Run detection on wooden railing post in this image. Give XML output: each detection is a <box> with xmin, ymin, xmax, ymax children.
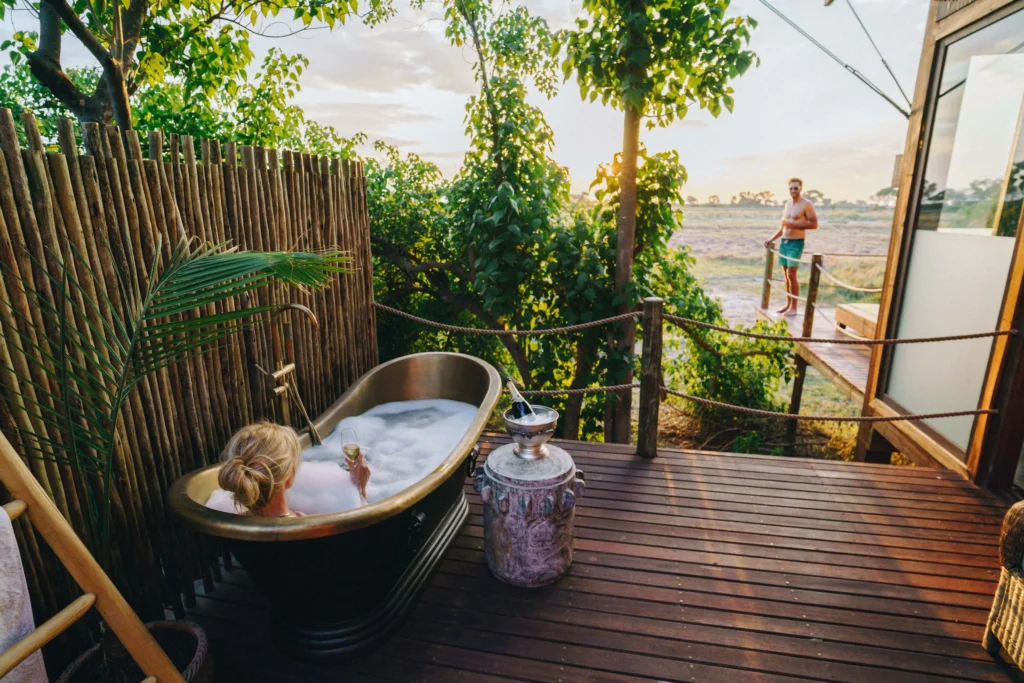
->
<box><xmin>637</xmin><ymin>297</ymin><xmax>663</xmax><ymax>459</ymax></box>
<box><xmin>761</xmin><ymin>246</ymin><xmax>775</xmax><ymax>310</ymax></box>
<box><xmin>786</xmin><ymin>253</ymin><xmax>823</xmax><ymax>452</ymax></box>
<box><xmin>802</xmin><ymin>253</ymin><xmax>823</xmax><ymax>337</ymax></box>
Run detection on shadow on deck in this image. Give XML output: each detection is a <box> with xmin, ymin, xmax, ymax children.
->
<box><xmin>755</xmin><ymin>305</ymin><xmax>871</xmax><ymax>403</ymax></box>
<box><xmin>184</xmin><ymin>435</ymin><xmax>1023</xmax><ymax>682</ymax></box>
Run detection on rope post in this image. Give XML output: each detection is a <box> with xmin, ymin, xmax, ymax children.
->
<box><xmin>802</xmin><ymin>253</ymin><xmax>824</xmax><ymax>337</ymax></box>
<box><xmin>785</xmin><ymin>253</ymin><xmax>822</xmax><ymax>452</ymax></box>
<box><xmin>637</xmin><ymin>297</ymin><xmax>663</xmax><ymax>459</ymax></box>
<box><xmin>761</xmin><ymin>246</ymin><xmax>774</xmax><ymax>310</ymax></box>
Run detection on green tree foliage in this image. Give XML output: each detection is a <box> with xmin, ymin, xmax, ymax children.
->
<box><xmin>0</xmin><ymin>0</ymin><xmax>394</xmax><ymax>129</ymax></box>
<box><xmin>565</xmin><ymin>0</ymin><xmax>758</xmax><ymax>440</ymax></box>
<box><xmin>369</xmin><ymin>1</ymin><xmax>790</xmax><ymax>440</ymax></box>
<box><xmin>803</xmin><ymin>188</ymin><xmax>830</xmax><ymax>207</ymax></box>
<box><xmin>0</xmin><ymin>0</ymin><xmax>792</xmax><ymax>444</ymax></box>
<box><xmin>0</xmin><ymin>62</ymin><xmax>98</xmax><ymax>146</ymax></box>
<box><xmin>732</xmin><ymin>190</ymin><xmax>776</xmax><ymax>206</ymax></box>
<box><xmin>0</xmin><ymin>49</ymin><xmax>363</xmax><ymax>157</ymax></box>
<box><xmin>589</xmin><ymin>148</ymin><xmax>792</xmax><ymax>420</ymax></box>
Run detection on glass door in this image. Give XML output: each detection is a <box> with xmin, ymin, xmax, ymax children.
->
<box><xmin>884</xmin><ymin>8</ymin><xmax>1024</xmax><ymax>455</ymax></box>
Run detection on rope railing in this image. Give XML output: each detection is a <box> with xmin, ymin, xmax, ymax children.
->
<box><xmin>378</xmin><ymin>300</ymin><xmax>1015</xmax><ymax>347</ymax></box>
<box><xmin>814</xmin><ymin>263</ymin><xmax>883</xmax><ymax>293</ymax></box>
<box><xmin>374</xmin><ymin>303</ymin><xmax>638</xmax><ymax>336</ymax></box>
<box><xmin>660</xmin><ymin>387</ymin><xmax>997</xmax><ymax>423</ymax></box>
<box><xmin>819</xmin><ymin>252</ymin><xmax>887</xmax><ymax>259</ymax></box>
<box><xmin>767</xmin><ymin>246</ymin><xmax>815</xmax><ymax>265</ymax></box>
<box><xmin>509</xmin><ymin>380</ymin><xmax>999</xmax><ymax>424</ymax></box>
<box><xmin>377</xmin><ymin>298</ymin><xmax>1010</xmax><ymax>458</ymax></box>
<box><xmin>663</xmin><ymin>312</ymin><xmax>1015</xmax><ymax>346</ymax></box>
<box><xmin>766</xmin><ymin>276</ymin><xmax>847</xmax><ymax>291</ymax></box>
<box><xmin>519</xmin><ymin>384</ymin><xmax>635</xmax><ymax>397</ymax></box>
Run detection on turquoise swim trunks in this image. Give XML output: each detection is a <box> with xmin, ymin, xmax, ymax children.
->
<box><xmin>778</xmin><ymin>238</ymin><xmax>805</xmax><ymax>268</ymax></box>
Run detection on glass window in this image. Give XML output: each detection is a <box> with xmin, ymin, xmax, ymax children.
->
<box><xmin>885</xmin><ymin>9</ymin><xmax>1024</xmax><ymax>454</ymax></box>
<box><xmin>917</xmin><ymin>10</ymin><xmax>1024</xmax><ymax>236</ymax></box>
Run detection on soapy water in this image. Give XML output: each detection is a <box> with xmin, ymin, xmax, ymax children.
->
<box><xmin>205</xmin><ymin>399</ymin><xmax>477</xmax><ymax>515</ymax></box>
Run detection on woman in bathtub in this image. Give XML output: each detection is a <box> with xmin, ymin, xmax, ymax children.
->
<box><xmin>217</xmin><ymin>421</ymin><xmax>371</xmax><ymax>517</ymax></box>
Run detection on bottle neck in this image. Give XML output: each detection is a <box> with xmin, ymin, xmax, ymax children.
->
<box><xmin>506</xmin><ymin>380</ymin><xmax>525</xmax><ymax>403</ymax></box>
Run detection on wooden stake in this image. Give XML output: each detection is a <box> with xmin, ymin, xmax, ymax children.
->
<box><xmin>637</xmin><ymin>297</ymin><xmax>663</xmax><ymax>459</ymax></box>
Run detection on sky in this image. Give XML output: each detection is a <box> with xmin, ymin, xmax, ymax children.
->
<box><xmin>1</xmin><ymin>0</ymin><xmax>931</xmax><ymax>201</ymax></box>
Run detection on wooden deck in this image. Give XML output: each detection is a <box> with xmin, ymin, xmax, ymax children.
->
<box><xmin>756</xmin><ymin>305</ymin><xmax>871</xmax><ymax>402</ymax></box>
<box><xmin>184</xmin><ymin>436</ymin><xmax>1023</xmax><ymax>682</ymax></box>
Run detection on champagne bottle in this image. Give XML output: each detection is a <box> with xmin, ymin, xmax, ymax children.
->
<box><xmin>506</xmin><ymin>379</ymin><xmax>536</xmax><ymax>420</ymax></box>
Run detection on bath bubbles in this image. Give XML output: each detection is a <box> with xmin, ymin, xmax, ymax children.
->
<box><xmin>286</xmin><ymin>461</ymin><xmax>362</xmax><ymax>514</ymax></box>
<box><xmin>205</xmin><ymin>398</ymin><xmax>477</xmax><ymax>515</ymax></box>
<box><xmin>314</xmin><ymin>399</ymin><xmax>477</xmax><ymax>503</ymax></box>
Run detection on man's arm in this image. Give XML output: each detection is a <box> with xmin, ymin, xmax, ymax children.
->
<box><xmin>764</xmin><ymin>225</ymin><xmax>784</xmax><ymax>248</ymax></box>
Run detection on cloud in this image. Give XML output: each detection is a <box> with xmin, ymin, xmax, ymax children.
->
<box><xmin>257</xmin><ymin>4</ymin><xmax>477</xmax><ymax>96</ymax></box>
<box><xmin>300</xmin><ymin>100</ymin><xmax>440</xmax><ymax>131</ymax></box>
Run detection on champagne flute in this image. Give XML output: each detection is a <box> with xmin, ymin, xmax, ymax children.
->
<box><xmin>340</xmin><ymin>428</ymin><xmax>361</xmax><ymax>467</ymax></box>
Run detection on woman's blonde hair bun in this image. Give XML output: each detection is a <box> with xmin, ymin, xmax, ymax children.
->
<box><xmin>217</xmin><ymin>421</ymin><xmax>300</xmax><ymax>512</ymax></box>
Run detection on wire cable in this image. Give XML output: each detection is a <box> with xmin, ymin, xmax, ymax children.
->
<box><xmin>843</xmin><ymin>0</ymin><xmax>912</xmax><ymax>107</ymax></box>
<box><xmin>757</xmin><ymin>0</ymin><xmax>910</xmax><ymax>119</ymax></box>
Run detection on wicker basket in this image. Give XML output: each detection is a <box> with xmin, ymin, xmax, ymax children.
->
<box><xmin>984</xmin><ymin>500</ymin><xmax>1024</xmax><ymax>668</ymax></box>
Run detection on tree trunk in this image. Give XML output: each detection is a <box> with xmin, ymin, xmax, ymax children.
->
<box><xmin>562</xmin><ymin>337</ymin><xmax>595</xmax><ymax>441</ymax></box>
<box><xmin>39</xmin><ymin>0</ymin><xmax>135</xmax><ymax>130</ymax></box>
<box><xmin>102</xmin><ymin>65</ymin><xmax>133</xmax><ymax>131</ymax></box>
<box><xmin>609</xmin><ymin>104</ymin><xmax>642</xmax><ymax>443</ymax></box>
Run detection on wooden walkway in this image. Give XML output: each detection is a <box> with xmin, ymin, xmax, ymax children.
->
<box><xmin>756</xmin><ymin>305</ymin><xmax>871</xmax><ymax>402</ymax></box>
<box><xmin>184</xmin><ymin>436</ymin><xmax>1022</xmax><ymax>682</ymax></box>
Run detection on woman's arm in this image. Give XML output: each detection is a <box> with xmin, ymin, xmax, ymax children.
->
<box><xmin>349</xmin><ymin>455</ymin><xmax>371</xmax><ymax>505</ymax></box>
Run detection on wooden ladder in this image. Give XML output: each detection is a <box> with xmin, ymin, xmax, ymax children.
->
<box><xmin>0</xmin><ymin>430</ymin><xmax>185</xmax><ymax>682</ymax></box>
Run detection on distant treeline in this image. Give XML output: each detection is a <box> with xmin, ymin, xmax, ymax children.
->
<box><xmin>685</xmin><ymin>186</ymin><xmax>898</xmax><ymax>208</ymax></box>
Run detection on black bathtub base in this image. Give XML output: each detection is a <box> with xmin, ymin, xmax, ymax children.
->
<box><xmin>270</xmin><ymin>492</ymin><xmax>469</xmax><ymax>662</ymax></box>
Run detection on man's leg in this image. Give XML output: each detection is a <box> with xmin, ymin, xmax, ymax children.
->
<box><xmin>785</xmin><ymin>267</ymin><xmax>800</xmax><ymax>316</ymax></box>
<box><xmin>776</xmin><ymin>259</ymin><xmax>792</xmax><ymax>313</ymax></box>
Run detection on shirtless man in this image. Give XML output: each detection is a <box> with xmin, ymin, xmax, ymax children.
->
<box><xmin>764</xmin><ymin>178</ymin><xmax>818</xmax><ymax>316</ymax></box>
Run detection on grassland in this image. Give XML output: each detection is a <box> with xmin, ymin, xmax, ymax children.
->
<box><xmin>663</xmin><ymin>204</ymin><xmax>894</xmax><ymax>459</ymax></box>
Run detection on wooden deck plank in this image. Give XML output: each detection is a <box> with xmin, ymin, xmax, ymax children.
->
<box><xmin>468</xmin><ymin>508</ymin><xmax>1000</xmax><ymax>569</ymax></box>
<box><xmin>446</xmin><ymin>543</ymin><xmax>994</xmax><ymax>612</ymax></box>
<box><xmin>755</xmin><ymin>305</ymin><xmax>871</xmax><ymax>402</ymax></box>
<box><xmin>565</xmin><ymin>505</ymin><xmax>1000</xmax><ymax>557</ymax></box>
<box><xmin>415</xmin><ymin>588</ymin><xmax>1008</xmax><ymax>681</ymax></box>
<box><xmin>423</xmin><ymin>575</ymin><xmax>991</xmax><ymax>664</ymax></box>
<box><xmin>184</xmin><ymin>438</ymin><xmax>1021</xmax><ymax>682</ymax></box>
<box><xmin>578</xmin><ymin>470</ymin><xmax>1007</xmax><ymax>518</ymax></box>
<box><xmin>571</xmin><ymin>458</ymin><xmax>1007</xmax><ymax>506</ymax></box>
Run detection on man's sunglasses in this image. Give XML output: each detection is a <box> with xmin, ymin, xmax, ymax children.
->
<box><xmin>789</xmin><ymin>186</ymin><xmax>801</xmax><ymax>191</ymax></box>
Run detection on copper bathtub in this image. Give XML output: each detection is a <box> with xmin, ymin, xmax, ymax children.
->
<box><xmin>168</xmin><ymin>352</ymin><xmax>501</xmax><ymax>661</ymax></box>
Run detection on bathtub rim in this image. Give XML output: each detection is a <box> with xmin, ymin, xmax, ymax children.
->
<box><xmin>167</xmin><ymin>352</ymin><xmax>500</xmax><ymax>541</ymax></box>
